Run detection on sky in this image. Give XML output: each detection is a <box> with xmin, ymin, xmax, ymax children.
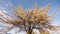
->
<box><xmin>0</xmin><ymin>0</ymin><xmax>60</xmax><ymax>34</ymax></box>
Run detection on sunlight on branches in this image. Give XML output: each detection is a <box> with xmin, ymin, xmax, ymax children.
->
<box><xmin>0</xmin><ymin>3</ymin><xmax>57</xmax><ymax>34</ymax></box>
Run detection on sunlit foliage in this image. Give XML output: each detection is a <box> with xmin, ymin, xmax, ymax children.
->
<box><xmin>0</xmin><ymin>3</ymin><xmax>56</xmax><ymax>34</ymax></box>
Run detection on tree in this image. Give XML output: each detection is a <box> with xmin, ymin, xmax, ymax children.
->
<box><xmin>0</xmin><ymin>3</ymin><xmax>56</xmax><ymax>34</ymax></box>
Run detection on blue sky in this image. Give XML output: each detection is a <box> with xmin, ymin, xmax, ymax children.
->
<box><xmin>0</xmin><ymin>0</ymin><xmax>60</xmax><ymax>26</ymax></box>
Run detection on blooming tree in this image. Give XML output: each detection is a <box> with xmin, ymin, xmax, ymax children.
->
<box><xmin>0</xmin><ymin>3</ymin><xmax>57</xmax><ymax>34</ymax></box>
